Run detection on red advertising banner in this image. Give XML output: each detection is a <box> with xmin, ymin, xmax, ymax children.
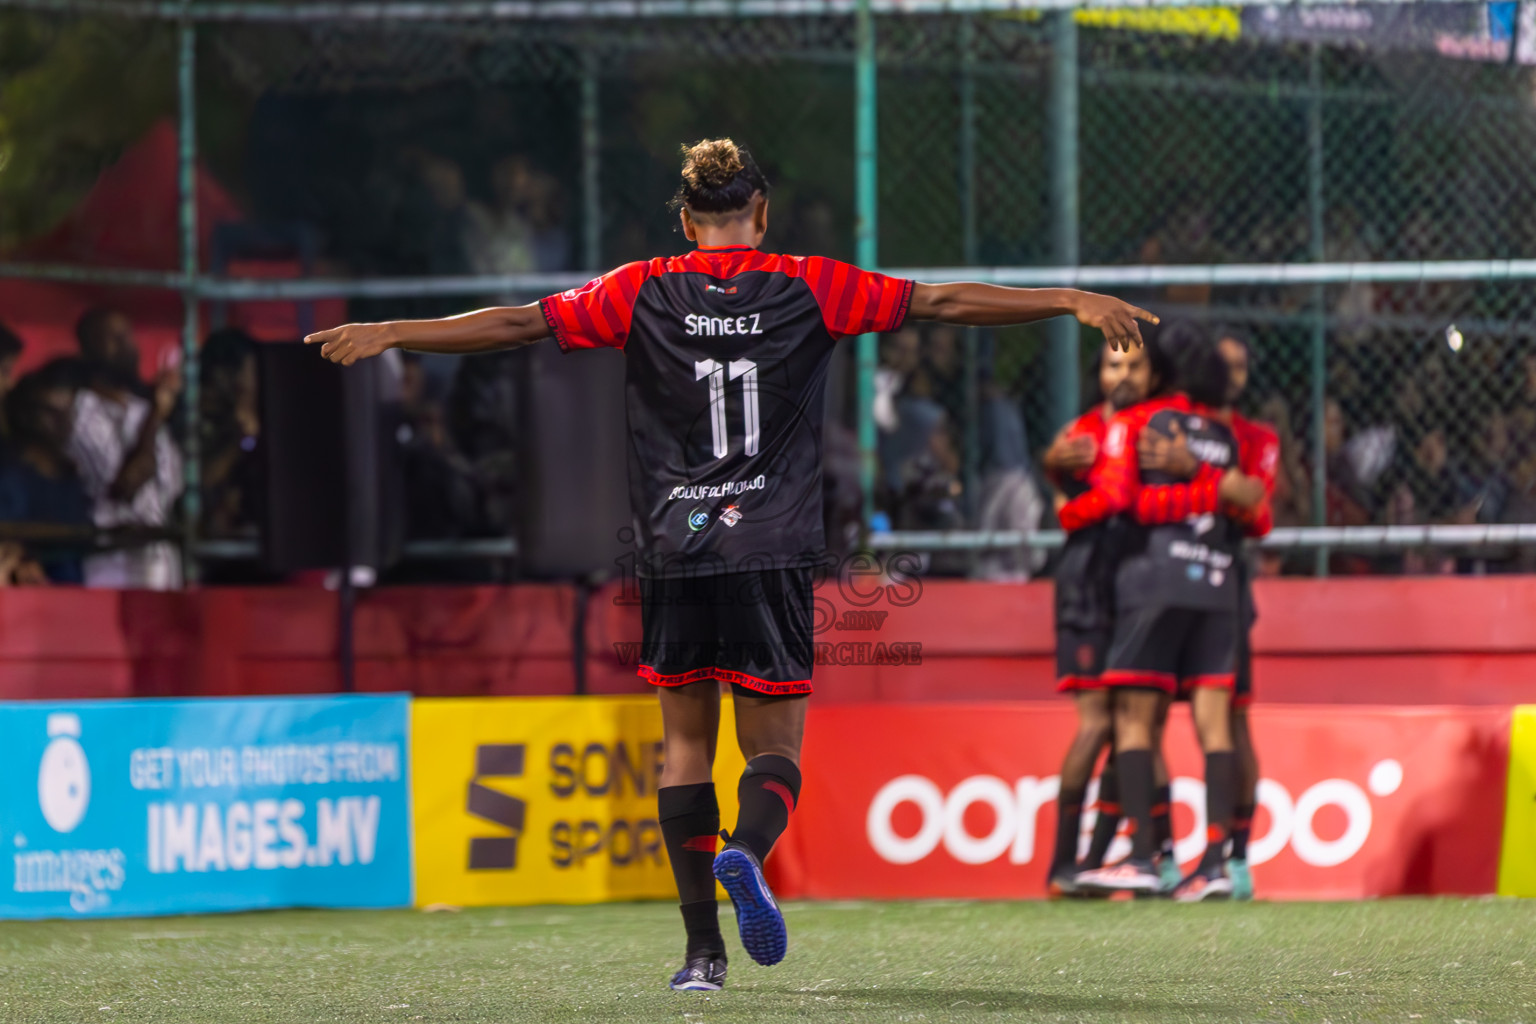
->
<box><xmin>770</xmin><ymin>704</ymin><xmax>1510</xmax><ymax>900</ymax></box>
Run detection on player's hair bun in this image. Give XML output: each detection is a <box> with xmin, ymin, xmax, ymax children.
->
<box><xmin>683</xmin><ymin>139</ymin><xmax>745</xmax><ymax>189</ymax></box>
<box><xmin>672</xmin><ymin>137</ymin><xmax>770</xmax><ymax>214</ymax></box>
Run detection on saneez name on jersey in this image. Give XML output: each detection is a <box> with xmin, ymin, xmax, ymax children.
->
<box><xmin>684</xmin><ymin>312</ymin><xmax>767</xmax><ymax>336</ymax></box>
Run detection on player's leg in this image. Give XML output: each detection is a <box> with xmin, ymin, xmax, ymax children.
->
<box><xmin>1150</xmin><ymin>694</ymin><xmax>1180</xmax><ymax>891</ymax></box>
<box><xmin>710</xmin><ymin>567</ymin><xmax>816</xmax><ymax>968</ymax></box>
<box><xmin>658</xmin><ymin>681</ymin><xmax>727</xmax><ymax>986</ymax></box>
<box><xmin>1077</xmin><ymin>607</ymin><xmax>1178</xmax><ymax>894</ymax></box>
<box><xmin>1228</xmin><ymin>614</ymin><xmax>1259</xmax><ymax>899</ymax></box>
<box><xmin>712</xmin><ymin>687</ymin><xmax>805</xmax><ymax>968</ymax></box>
<box><xmin>1171</xmin><ymin>610</ymin><xmax>1238</xmax><ymax>902</ymax></box>
<box><xmin>1051</xmin><ymin>685</ymin><xmax>1113</xmax><ymax>892</ymax></box>
<box><xmin>1081</xmin><ymin>746</ymin><xmax>1120</xmax><ymax>872</ymax></box>
<box><xmin>643</xmin><ymin>573</ymin><xmax>731</xmax><ymax>991</ymax></box>
<box><xmin>729</xmin><ymin>688</ymin><xmax>808</xmax><ymax>863</ymax></box>
<box><xmin>1229</xmin><ymin>704</ymin><xmax>1259</xmax><ymax>899</ymax></box>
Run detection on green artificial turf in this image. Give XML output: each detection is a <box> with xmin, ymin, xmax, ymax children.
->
<box><xmin>2</xmin><ymin>899</ymin><xmax>1533</xmax><ymax>1023</ymax></box>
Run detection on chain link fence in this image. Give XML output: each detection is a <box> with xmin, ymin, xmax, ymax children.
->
<box><xmin>2</xmin><ymin>0</ymin><xmax>1535</xmax><ymax>580</ymax></box>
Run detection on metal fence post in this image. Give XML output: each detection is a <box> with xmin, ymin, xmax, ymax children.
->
<box><xmin>178</xmin><ymin>5</ymin><xmax>201</xmax><ymax>585</ymax></box>
<box><xmin>855</xmin><ymin>0</ymin><xmax>879</xmax><ymax>531</ymax></box>
<box><xmin>1307</xmin><ymin>44</ymin><xmax>1329</xmax><ymax>577</ymax></box>
<box><xmin>959</xmin><ymin>12</ymin><xmax>980</xmax><ymax>525</ymax></box>
<box><xmin>581</xmin><ymin>47</ymin><xmax>602</xmax><ymax>272</ymax></box>
<box><xmin>1048</xmin><ymin>10</ymin><xmax>1080</xmax><ymax>435</ymax></box>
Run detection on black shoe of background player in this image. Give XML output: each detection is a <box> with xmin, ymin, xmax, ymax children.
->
<box><xmin>1047</xmin><ymin>864</ymin><xmax>1084</xmax><ymax>898</ymax></box>
<box><xmin>1172</xmin><ymin>862</ymin><xmax>1233</xmax><ymax>903</ymax></box>
<box><xmin>669</xmin><ymin>955</ymin><xmax>728</xmax><ymax>992</ymax></box>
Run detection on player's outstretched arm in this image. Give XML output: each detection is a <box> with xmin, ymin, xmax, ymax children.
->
<box><xmin>304</xmin><ymin>304</ymin><xmax>552</xmax><ymax>366</ymax></box>
<box><xmin>907</xmin><ymin>283</ymin><xmax>1156</xmax><ymax>352</ymax></box>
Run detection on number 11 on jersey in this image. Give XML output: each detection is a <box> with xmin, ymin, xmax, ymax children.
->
<box><xmin>696</xmin><ymin>358</ymin><xmax>759</xmax><ymax>459</ymax></box>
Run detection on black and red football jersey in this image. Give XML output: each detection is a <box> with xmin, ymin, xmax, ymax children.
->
<box><xmin>540</xmin><ymin>245</ymin><xmax>913</xmax><ymax>577</ymax></box>
<box><xmin>1049</xmin><ymin>406</ymin><xmax>1118</xmax><ymax>634</ymax></box>
<box><xmin>1070</xmin><ymin>395</ymin><xmax>1243</xmax><ymax>611</ymax></box>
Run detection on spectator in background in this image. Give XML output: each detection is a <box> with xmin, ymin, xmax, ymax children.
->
<box><xmin>0</xmin><ymin>321</ymin><xmax>22</xmax><ymax>440</ymax></box>
<box><xmin>1379</xmin><ymin>423</ymin><xmax>1478</xmax><ymax>574</ymax></box>
<box><xmin>1258</xmin><ymin>394</ymin><xmax>1311</xmax><ymax>531</ymax></box>
<box><xmin>973</xmin><ymin>377</ymin><xmax>1046</xmax><ymax>581</ymax></box>
<box><xmin>69</xmin><ymin>307</ymin><xmax>184</xmax><ymax>589</ymax></box>
<box><xmin>873</xmin><ymin>328</ymin><xmax>921</xmax><ymax>435</ymax></box>
<box><xmin>465</xmin><ymin>155</ymin><xmax>538</xmax><ymax>285</ymax></box>
<box><xmin>0</xmin><ymin>359</ymin><xmax>92</xmax><ymax>583</ymax></box>
<box><xmin>199</xmin><ymin>328</ymin><xmax>261</xmax><ymax>538</ymax></box>
<box><xmin>398</xmin><ymin>353</ymin><xmax>479</xmax><ymax>540</ymax></box>
<box><xmin>446</xmin><ymin>350</ymin><xmax>519</xmax><ymax>537</ymax></box>
<box><xmin>912</xmin><ymin>325</ymin><xmax>967</xmax><ymax>451</ymax></box>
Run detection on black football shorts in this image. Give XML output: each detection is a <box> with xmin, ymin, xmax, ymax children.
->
<box><xmin>638</xmin><ymin>567</ymin><xmax>816</xmax><ymax>698</ymax></box>
<box><xmin>1056</xmin><ymin>625</ymin><xmax>1112</xmax><ymax>693</ymax></box>
<box><xmin>1102</xmin><ymin>606</ymin><xmax>1237</xmax><ymax>696</ymax></box>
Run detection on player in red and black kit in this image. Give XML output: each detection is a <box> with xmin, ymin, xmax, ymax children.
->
<box><xmin>1040</xmin><ymin>341</ymin><xmax>1155</xmax><ymax>894</ymax></box>
<box><xmin>306</xmin><ymin>138</ymin><xmax>1155</xmax><ymax>990</ymax></box>
<box><xmin>1073</xmin><ymin>324</ymin><xmax>1266</xmax><ymax>901</ymax></box>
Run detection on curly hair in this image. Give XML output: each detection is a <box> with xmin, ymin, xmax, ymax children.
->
<box><xmin>670</xmin><ymin>138</ymin><xmax>770</xmax><ymax>214</ymax></box>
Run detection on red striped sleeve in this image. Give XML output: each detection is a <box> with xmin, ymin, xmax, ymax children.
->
<box><xmin>539</xmin><ymin>261</ymin><xmax>654</xmax><ymax>352</ymax></box>
<box><xmin>1230</xmin><ymin>416</ymin><xmax>1280</xmax><ymax>537</ymax></box>
<box><xmin>1134</xmin><ymin>463</ymin><xmax>1222</xmax><ymax>524</ymax></box>
<box><xmin>802</xmin><ymin>256</ymin><xmax>914</xmax><ymax>341</ymax></box>
<box><xmin>1057</xmin><ymin>410</ymin><xmax>1140</xmax><ymax>532</ymax></box>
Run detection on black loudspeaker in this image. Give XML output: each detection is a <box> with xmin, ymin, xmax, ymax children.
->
<box><xmin>257</xmin><ymin>343</ymin><xmax>405</xmax><ymax>574</ymax></box>
<box><xmin>516</xmin><ymin>342</ymin><xmax>631</xmax><ymax>579</ymax></box>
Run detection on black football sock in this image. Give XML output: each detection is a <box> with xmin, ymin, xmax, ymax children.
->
<box><xmin>1084</xmin><ymin>760</ymin><xmax>1120</xmax><ymax>870</ymax></box>
<box><xmin>1201</xmin><ymin>752</ymin><xmax>1236</xmax><ymax>872</ymax></box>
<box><xmin>1230</xmin><ymin>802</ymin><xmax>1255</xmax><ymax>860</ymax></box>
<box><xmin>1152</xmin><ymin>783</ymin><xmax>1174</xmax><ymax>859</ymax></box>
<box><xmin>732</xmin><ymin>754</ymin><xmax>802</xmax><ymax>864</ymax></box>
<box><xmin>659</xmin><ymin>783</ymin><xmax>723</xmax><ymax>959</ymax></box>
<box><xmin>1116</xmin><ymin>749</ymin><xmax>1156</xmax><ymax>863</ymax></box>
<box><xmin>1053</xmin><ymin>783</ymin><xmax>1087</xmax><ymax>873</ymax></box>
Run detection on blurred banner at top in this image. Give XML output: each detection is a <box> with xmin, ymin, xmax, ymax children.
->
<box><xmin>1244</xmin><ymin>2</ymin><xmax>1536</xmax><ymax>63</ymax></box>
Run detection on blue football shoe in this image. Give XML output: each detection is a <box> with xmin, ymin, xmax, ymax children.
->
<box><xmin>712</xmin><ymin>838</ymin><xmax>787</xmax><ymax>967</ymax></box>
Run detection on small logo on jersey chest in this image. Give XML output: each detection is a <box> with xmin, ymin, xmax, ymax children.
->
<box><xmin>706</xmin><ymin>284</ymin><xmax>738</xmax><ymax>295</ymax></box>
<box><xmin>719</xmin><ymin>505</ymin><xmax>743</xmax><ymax>527</ymax></box>
<box><xmin>687</xmin><ymin>507</ymin><xmax>710</xmax><ymax>532</ymax></box>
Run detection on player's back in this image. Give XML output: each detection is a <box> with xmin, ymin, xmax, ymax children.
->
<box><xmin>1116</xmin><ymin>402</ymin><xmax>1242</xmax><ymax>611</ymax></box>
<box><xmin>541</xmin><ymin>246</ymin><xmax>912</xmax><ymax>578</ymax></box>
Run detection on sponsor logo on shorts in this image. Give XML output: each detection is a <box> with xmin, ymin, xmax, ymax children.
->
<box><xmin>705</xmin><ymin>284</ymin><xmax>738</xmax><ymax>295</ymax></box>
<box><xmin>687</xmin><ymin>507</ymin><xmax>710</xmax><ymax>533</ymax></box>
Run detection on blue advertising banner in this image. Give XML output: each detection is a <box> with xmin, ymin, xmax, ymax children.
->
<box><xmin>0</xmin><ymin>695</ymin><xmax>411</xmax><ymax>919</ymax></box>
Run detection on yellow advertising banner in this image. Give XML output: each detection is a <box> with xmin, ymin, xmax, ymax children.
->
<box><xmin>411</xmin><ymin>696</ymin><xmax>746</xmax><ymax>907</ymax></box>
<box><xmin>1498</xmin><ymin>705</ymin><xmax>1536</xmax><ymax>897</ymax></box>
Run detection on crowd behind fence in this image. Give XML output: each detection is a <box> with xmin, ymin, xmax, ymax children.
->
<box><xmin>1</xmin><ymin>0</ymin><xmax>1535</xmax><ymax>588</ymax></box>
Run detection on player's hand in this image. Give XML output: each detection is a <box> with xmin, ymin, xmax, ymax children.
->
<box><xmin>151</xmin><ymin>367</ymin><xmax>183</xmax><ymax>421</ymax></box>
<box><xmin>1137</xmin><ymin>421</ymin><xmax>1198</xmax><ymax>478</ymax></box>
<box><xmin>305</xmin><ymin>323</ymin><xmax>398</xmax><ymax>366</ymax></box>
<box><xmin>1218</xmin><ymin>468</ymin><xmax>1265</xmax><ymax>510</ymax></box>
<box><xmin>1072</xmin><ymin>293</ymin><xmax>1158</xmax><ymax>352</ymax></box>
<box><xmin>1043</xmin><ymin>430</ymin><xmax>1098</xmax><ymax>474</ymax></box>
